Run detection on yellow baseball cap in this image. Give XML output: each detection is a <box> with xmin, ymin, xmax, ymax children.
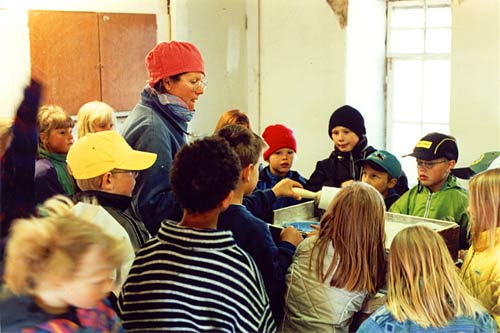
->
<box><xmin>67</xmin><ymin>130</ymin><xmax>157</xmax><ymax>179</ymax></box>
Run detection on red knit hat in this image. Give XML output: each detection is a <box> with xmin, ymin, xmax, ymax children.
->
<box><xmin>262</xmin><ymin>124</ymin><xmax>297</xmax><ymax>161</ymax></box>
<box><xmin>146</xmin><ymin>41</ymin><xmax>205</xmax><ymax>87</ymax></box>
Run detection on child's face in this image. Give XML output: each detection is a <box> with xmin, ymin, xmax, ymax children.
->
<box><xmin>44</xmin><ymin>127</ymin><xmax>74</xmax><ymax>154</ymax></box>
<box><xmin>416</xmin><ymin>158</ymin><xmax>455</xmax><ymax>192</ymax></box>
<box><xmin>60</xmin><ymin>246</ymin><xmax>116</xmax><ymax>309</ymax></box>
<box><xmin>109</xmin><ymin>170</ymin><xmax>138</xmax><ymax>197</ymax></box>
<box><xmin>361</xmin><ymin>164</ymin><xmax>395</xmax><ymax>197</ymax></box>
<box><xmin>331</xmin><ymin>126</ymin><xmax>360</xmax><ymax>153</ymax></box>
<box><xmin>268</xmin><ymin>148</ymin><xmax>295</xmax><ymax>177</ymax></box>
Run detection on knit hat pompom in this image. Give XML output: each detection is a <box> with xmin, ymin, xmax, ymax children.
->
<box><xmin>328</xmin><ymin>105</ymin><xmax>366</xmax><ymax>139</ymax></box>
<box><xmin>262</xmin><ymin>124</ymin><xmax>297</xmax><ymax>161</ymax></box>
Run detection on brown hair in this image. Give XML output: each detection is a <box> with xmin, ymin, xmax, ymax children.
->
<box><xmin>214</xmin><ymin>109</ymin><xmax>252</xmax><ymax>133</ymax></box>
<box><xmin>468</xmin><ymin>168</ymin><xmax>500</xmax><ymax>249</ymax></box>
<box><xmin>386</xmin><ymin>225</ymin><xmax>480</xmax><ymax>328</ymax></box>
<box><xmin>310</xmin><ymin>182</ymin><xmax>386</xmax><ymax>294</ymax></box>
<box><xmin>216</xmin><ymin>124</ymin><xmax>265</xmax><ymax>168</ymax></box>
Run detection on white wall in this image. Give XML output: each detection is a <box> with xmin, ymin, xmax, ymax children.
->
<box><xmin>451</xmin><ymin>0</ymin><xmax>500</xmax><ymax>168</ymax></box>
<box><xmin>171</xmin><ymin>0</ymin><xmax>249</xmax><ymax>138</ymax></box>
<box><xmin>345</xmin><ymin>0</ymin><xmax>387</xmax><ymax>149</ymax></box>
<box><xmin>259</xmin><ymin>0</ymin><xmax>346</xmax><ymax>177</ymax></box>
<box><xmin>2</xmin><ymin>0</ymin><xmax>498</xmax><ymax>178</ymax></box>
<box><xmin>0</xmin><ymin>0</ymin><xmax>169</xmax><ymax>118</ymax></box>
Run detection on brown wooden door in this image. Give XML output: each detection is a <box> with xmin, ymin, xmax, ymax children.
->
<box><xmin>99</xmin><ymin>13</ymin><xmax>157</xmax><ymax>111</ymax></box>
<box><xmin>29</xmin><ymin>10</ymin><xmax>100</xmax><ymax>115</ymax></box>
<box><xmin>29</xmin><ymin>10</ymin><xmax>157</xmax><ymax>115</ymax></box>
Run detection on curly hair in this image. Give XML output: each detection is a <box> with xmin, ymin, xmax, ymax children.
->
<box><xmin>170</xmin><ymin>136</ymin><xmax>241</xmax><ymax>213</ymax></box>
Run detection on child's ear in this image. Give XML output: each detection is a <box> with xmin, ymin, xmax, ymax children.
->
<box><xmin>241</xmin><ymin>164</ymin><xmax>253</xmax><ymax>183</ymax></box>
<box><xmin>387</xmin><ymin>177</ymin><xmax>397</xmax><ymax>190</ymax></box>
<box><xmin>219</xmin><ymin>190</ymin><xmax>234</xmax><ymax>210</ymax></box>
<box><xmin>100</xmin><ymin>172</ymin><xmax>113</xmax><ymax>191</ymax></box>
<box><xmin>447</xmin><ymin>160</ymin><xmax>456</xmax><ymax>171</ymax></box>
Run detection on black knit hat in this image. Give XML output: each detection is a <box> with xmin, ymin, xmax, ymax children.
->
<box><xmin>328</xmin><ymin>105</ymin><xmax>366</xmax><ymax>139</ymax></box>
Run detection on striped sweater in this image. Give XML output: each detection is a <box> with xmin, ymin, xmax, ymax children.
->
<box><xmin>118</xmin><ymin>220</ymin><xmax>277</xmax><ymax>333</ymax></box>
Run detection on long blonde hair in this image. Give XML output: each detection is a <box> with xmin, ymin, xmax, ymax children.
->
<box><xmin>468</xmin><ymin>168</ymin><xmax>500</xmax><ymax>249</ymax></box>
<box><xmin>386</xmin><ymin>225</ymin><xmax>479</xmax><ymax>328</ymax></box>
<box><xmin>4</xmin><ymin>197</ymin><xmax>126</xmax><ymax>294</ymax></box>
<box><xmin>310</xmin><ymin>182</ymin><xmax>386</xmax><ymax>294</ymax></box>
<box><xmin>76</xmin><ymin>101</ymin><xmax>116</xmax><ymax>138</ymax></box>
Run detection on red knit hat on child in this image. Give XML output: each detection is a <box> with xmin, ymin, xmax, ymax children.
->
<box><xmin>262</xmin><ymin>124</ymin><xmax>297</xmax><ymax>161</ymax></box>
<box><xmin>146</xmin><ymin>41</ymin><xmax>205</xmax><ymax>87</ymax></box>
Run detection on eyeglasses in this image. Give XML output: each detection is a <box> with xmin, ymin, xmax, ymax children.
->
<box><xmin>111</xmin><ymin>170</ymin><xmax>138</xmax><ymax>178</ymax></box>
<box><xmin>181</xmin><ymin>78</ymin><xmax>208</xmax><ymax>92</ymax></box>
<box><xmin>416</xmin><ymin>159</ymin><xmax>448</xmax><ymax>170</ymax></box>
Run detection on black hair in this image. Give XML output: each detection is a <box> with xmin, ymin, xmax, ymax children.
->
<box><xmin>216</xmin><ymin>124</ymin><xmax>265</xmax><ymax>168</ymax></box>
<box><xmin>170</xmin><ymin>136</ymin><xmax>241</xmax><ymax>213</ymax></box>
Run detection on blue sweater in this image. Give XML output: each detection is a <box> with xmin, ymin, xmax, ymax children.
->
<box><xmin>121</xmin><ymin>89</ymin><xmax>186</xmax><ymax>234</ymax></box>
<box><xmin>218</xmin><ymin>204</ymin><xmax>296</xmax><ymax>325</ymax></box>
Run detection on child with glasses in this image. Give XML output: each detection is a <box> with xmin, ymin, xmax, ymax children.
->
<box><xmin>389</xmin><ymin>132</ymin><xmax>470</xmax><ymax>251</ymax></box>
<box><xmin>67</xmin><ymin>130</ymin><xmax>157</xmax><ymax>254</ymax></box>
<box><xmin>357</xmin><ymin>225</ymin><xmax>496</xmax><ymax>333</ymax></box>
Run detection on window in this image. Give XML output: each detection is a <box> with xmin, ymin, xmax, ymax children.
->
<box><xmin>386</xmin><ymin>0</ymin><xmax>451</xmax><ymax>186</ymax></box>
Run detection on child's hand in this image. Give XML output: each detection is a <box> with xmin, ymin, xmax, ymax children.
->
<box><xmin>272</xmin><ymin>178</ymin><xmax>304</xmax><ymax>199</ymax></box>
<box><xmin>280</xmin><ymin>226</ymin><xmax>304</xmax><ymax>247</ymax></box>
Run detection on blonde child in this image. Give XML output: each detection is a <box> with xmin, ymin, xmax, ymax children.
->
<box><xmin>35</xmin><ymin>105</ymin><xmax>76</xmax><ymax>204</ymax></box>
<box><xmin>358</xmin><ymin>225</ymin><xmax>496</xmax><ymax>332</ymax></box>
<box><xmin>213</xmin><ymin>108</ymin><xmax>252</xmax><ymax>133</ymax></box>
<box><xmin>389</xmin><ymin>132</ymin><xmax>469</xmax><ymax>250</ymax></box>
<box><xmin>77</xmin><ymin>101</ymin><xmax>116</xmax><ymax>138</ymax></box>
<box><xmin>256</xmin><ymin>124</ymin><xmax>307</xmax><ymax>211</ymax></box>
<box><xmin>460</xmin><ymin>168</ymin><xmax>500</xmax><ymax>327</ymax></box>
<box><xmin>281</xmin><ymin>182</ymin><xmax>387</xmax><ymax>332</ymax></box>
<box><xmin>0</xmin><ymin>201</ymin><xmax>127</xmax><ymax>332</ymax></box>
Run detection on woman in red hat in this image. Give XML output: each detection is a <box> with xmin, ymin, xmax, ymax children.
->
<box><xmin>120</xmin><ymin>41</ymin><xmax>206</xmax><ymax>235</ymax></box>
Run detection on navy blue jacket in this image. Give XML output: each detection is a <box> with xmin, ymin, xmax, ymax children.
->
<box><xmin>218</xmin><ymin>204</ymin><xmax>295</xmax><ymax>325</ymax></box>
